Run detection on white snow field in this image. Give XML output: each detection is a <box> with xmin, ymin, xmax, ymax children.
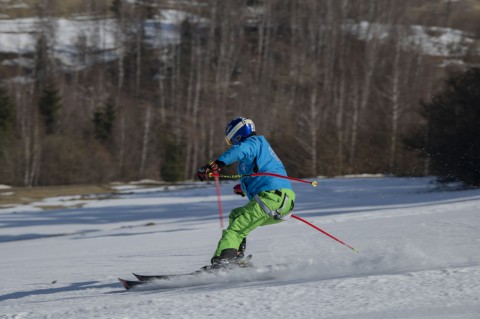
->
<box><xmin>1</xmin><ymin>177</ymin><xmax>480</xmax><ymax>319</ymax></box>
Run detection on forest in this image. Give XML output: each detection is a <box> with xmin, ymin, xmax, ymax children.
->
<box><xmin>0</xmin><ymin>0</ymin><xmax>479</xmax><ymax>186</ymax></box>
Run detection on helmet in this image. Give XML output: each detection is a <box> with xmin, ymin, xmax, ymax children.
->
<box><xmin>225</xmin><ymin>117</ymin><xmax>255</xmax><ymax>145</ymax></box>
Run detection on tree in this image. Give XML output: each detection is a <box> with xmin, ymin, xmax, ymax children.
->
<box><xmin>38</xmin><ymin>81</ymin><xmax>62</xmax><ymax>135</ymax></box>
<box><xmin>413</xmin><ymin>67</ymin><xmax>480</xmax><ymax>186</ymax></box>
<box><xmin>93</xmin><ymin>98</ymin><xmax>116</xmax><ymax>142</ymax></box>
<box><xmin>161</xmin><ymin>135</ymin><xmax>185</xmax><ymax>182</ymax></box>
<box><xmin>0</xmin><ymin>86</ymin><xmax>15</xmax><ymax>136</ymax></box>
<box><xmin>0</xmin><ymin>85</ymin><xmax>16</xmax><ymax>184</ymax></box>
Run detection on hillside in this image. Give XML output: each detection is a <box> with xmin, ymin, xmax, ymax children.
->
<box><xmin>0</xmin><ymin>1</ymin><xmax>480</xmax><ymax>187</ymax></box>
<box><xmin>1</xmin><ymin>0</ymin><xmax>479</xmax><ymax>74</ymax></box>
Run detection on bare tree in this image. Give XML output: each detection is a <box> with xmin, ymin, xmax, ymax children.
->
<box><xmin>347</xmin><ymin>1</ymin><xmax>383</xmax><ymax>173</ymax></box>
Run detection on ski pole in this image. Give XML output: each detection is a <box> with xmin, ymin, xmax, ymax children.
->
<box><xmin>213</xmin><ymin>172</ymin><xmax>224</xmax><ymax>229</ymax></box>
<box><xmin>209</xmin><ymin>172</ymin><xmax>318</xmax><ymax>187</ymax></box>
<box><xmin>292</xmin><ymin>214</ymin><xmax>359</xmax><ymax>253</ymax></box>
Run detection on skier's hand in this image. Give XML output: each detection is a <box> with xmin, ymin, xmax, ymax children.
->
<box><xmin>233</xmin><ymin>184</ymin><xmax>245</xmax><ymax>197</ymax></box>
<box><xmin>196</xmin><ymin>161</ymin><xmax>220</xmax><ymax>181</ymax></box>
<box><xmin>196</xmin><ymin>164</ymin><xmax>211</xmax><ymax>181</ymax></box>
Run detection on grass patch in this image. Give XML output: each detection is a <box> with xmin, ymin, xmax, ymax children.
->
<box><xmin>0</xmin><ymin>184</ymin><xmax>116</xmax><ymax>206</ymax></box>
<box><xmin>34</xmin><ymin>203</ymin><xmax>86</xmax><ymax>210</ymax></box>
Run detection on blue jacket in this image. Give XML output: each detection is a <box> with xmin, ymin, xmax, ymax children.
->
<box><xmin>217</xmin><ymin>135</ymin><xmax>292</xmax><ymax>200</ymax></box>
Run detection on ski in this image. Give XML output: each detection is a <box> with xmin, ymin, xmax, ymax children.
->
<box><xmin>133</xmin><ymin>270</ymin><xmax>202</xmax><ymax>282</ymax></box>
<box><xmin>119</xmin><ymin>267</ymin><xmax>234</xmax><ymax>290</ymax></box>
<box><xmin>133</xmin><ymin>255</ymin><xmax>253</xmax><ymax>282</ymax></box>
<box><xmin>119</xmin><ymin>255</ymin><xmax>254</xmax><ymax>289</ymax></box>
<box><xmin>119</xmin><ymin>268</ymin><xmax>233</xmax><ymax>290</ymax></box>
<box><xmin>118</xmin><ymin>277</ymin><xmax>150</xmax><ymax>290</ymax></box>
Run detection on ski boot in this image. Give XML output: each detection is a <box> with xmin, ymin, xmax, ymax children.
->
<box><xmin>201</xmin><ymin>247</ymin><xmax>253</xmax><ymax>272</ymax></box>
<box><xmin>237</xmin><ymin>238</ymin><xmax>246</xmax><ymax>259</ymax></box>
<box><xmin>235</xmin><ymin>239</ymin><xmax>253</xmax><ymax>267</ymax></box>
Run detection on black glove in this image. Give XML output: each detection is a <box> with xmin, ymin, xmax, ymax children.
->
<box><xmin>197</xmin><ymin>161</ymin><xmax>220</xmax><ymax>181</ymax></box>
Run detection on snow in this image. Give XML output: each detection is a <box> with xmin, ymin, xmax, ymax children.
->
<box><xmin>1</xmin><ymin>176</ymin><xmax>480</xmax><ymax>318</ymax></box>
<box><xmin>350</xmin><ymin>21</ymin><xmax>477</xmax><ymax>57</ymax></box>
<box><xmin>0</xmin><ymin>0</ymin><xmax>28</xmax><ymax>10</ymax></box>
<box><xmin>407</xmin><ymin>25</ymin><xmax>475</xmax><ymax>57</ymax></box>
<box><xmin>1</xmin><ymin>13</ymin><xmax>478</xmax><ymax>73</ymax></box>
<box><xmin>0</xmin><ymin>10</ymin><xmax>198</xmax><ymax>70</ymax></box>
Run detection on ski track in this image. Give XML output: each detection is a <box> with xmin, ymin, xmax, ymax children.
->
<box><xmin>1</xmin><ymin>265</ymin><xmax>479</xmax><ymax>319</ymax></box>
<box><xmin>1</xmin><ymin>177</ymin><xmax>480</xmax><ymax>319</ymax></box>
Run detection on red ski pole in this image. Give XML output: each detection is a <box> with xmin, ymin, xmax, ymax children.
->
<box><xmin>213</xmin><ymin>171</ymin><xmax>224</xmax><ymax>229</ymax></box>
<box><xmin>292</xmin><ymin>214</ymin><xmax>359</xmax><ymax>253</ymax></box>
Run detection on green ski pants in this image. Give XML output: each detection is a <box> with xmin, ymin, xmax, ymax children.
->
<box><xmin>213</xmin><ymin>188</ymin><xmax>296</xmax><ymax>257</ymax></box>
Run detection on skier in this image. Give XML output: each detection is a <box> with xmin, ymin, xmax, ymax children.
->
<box><xmin>197</xmin><ymin>117</ymin><xmax>296</xmax><ymax>269</ymax></box>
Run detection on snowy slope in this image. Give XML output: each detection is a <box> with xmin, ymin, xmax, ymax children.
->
<box><xmin>1</xmin><ymin>177</ymin><xmax>480</xmax><ymax>319</ymax></box>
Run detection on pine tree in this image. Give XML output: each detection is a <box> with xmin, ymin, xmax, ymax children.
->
<box><xmin>0</xmin><ymin>86</ymin><xmax>15</xmax><ymax>135</ymax></box>
<box><xmin>33</xmin><ymin>33</ymin><xmax>52</xmax><ymax>87</ymax></box>
<box><xmin>38</xmin><ymin>82</ymin><xmax>62</xmax><ymax>135</ymax></box>
<box><xmin>110</xmin><ymin>0</ymin><xmax>123</xmax><ymax>19</ymax></box>
<box><xmin>178</xmin><ymin>18</ymin><xmax>193</xmax><ymax>82</ymax></box>
<box><xmin>93</xmin><ymin>98</ymin><xmax>116</xmax><ymax>142</ymax></box>
<box><xmin>416</xmin><ymin>67</ymin><xmax>480</xmax><ymax>186</ymax></box>
<box><xmin>161</xmin><ymin>136</ymin><xmax>184</xmax><ymax>182</ymax></box>
<box><xmin>0</xmin><ymin>85</ymin><xmax>16</xmax><ymax>184</ymax></box>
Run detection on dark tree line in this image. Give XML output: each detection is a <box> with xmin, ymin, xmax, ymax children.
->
<box><xmin>408</xmin><ymin>67</ymin><xmax>480</xmax><ymax>186</ymax></box>
<box><xmin>0</xmin><ymin>0</ymin><xmax>479</xmax><ymax>186</ymax></box>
